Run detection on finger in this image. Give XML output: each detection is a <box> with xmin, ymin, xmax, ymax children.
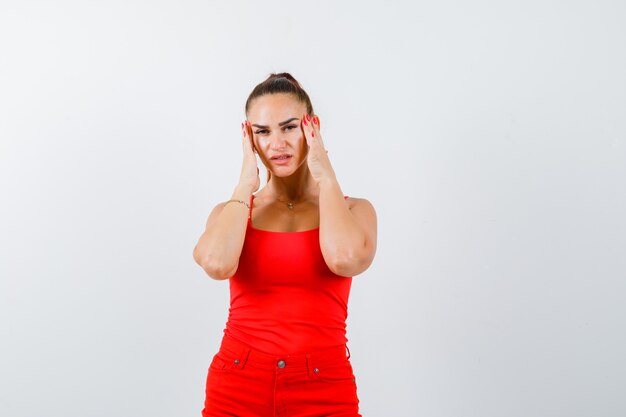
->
<box><xmin>312</xmin><ymin>115</ymin><xmax>322</xmax><ymax>136</ymax></box>
<box><xmin>241</xmin><ymin>120</ymin><xmax>248</xmax><ymax>145</ymax></box>
<box><xmin>241</xmin><ymin>121</ymin><xmax>247</xmax><ymax>147</ymax></box>
<box><xmin>242</xmin><ymin>121</ymin><xmax>255</xmax><ymax>156</ymax></box>
<box><xmin>244</xmin><ymin>120</ymin><xmax>257</xmax><ymax>154</ymax></box>
<box><xmin>301</xmin><ymin>113</ymin><xmax>313</xmax><ymax>146</ymax></box>
<box><xmin>312</xmin><ymin>115</ymin><xmax>320</xmax><ymax>130</ymax></box>
<box><xmin>309</xmin><ymin>114</ymin><xmax>325</xmax><ymax>148</ymax></box>
<box><xmin>245</xmin><ymin>120</ymin><xmax>253</xmax><ymax>150</ymax></box>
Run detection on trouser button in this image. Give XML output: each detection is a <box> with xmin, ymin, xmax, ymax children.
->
<box><xmin>277</xmin><ymin>360</ymin><xmax>286</xmax><ymax>368</ymax></box>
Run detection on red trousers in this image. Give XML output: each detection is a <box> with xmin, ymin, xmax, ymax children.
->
<box><xmin>201</xmin><ymin>333</ymin><xmax>361</xmax><ymax>417</ymax></box>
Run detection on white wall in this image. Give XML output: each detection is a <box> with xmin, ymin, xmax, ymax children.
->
<box><xmin>1</xmin><ymin>1</ymin><xmax>625</xmax><ymax>416</ymax></box>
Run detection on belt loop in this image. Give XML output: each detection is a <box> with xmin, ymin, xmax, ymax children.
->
<box><xmin>305</xmin><ymin>353</ymin><xmax>311</xmax><ymax>377</ymax></box>
<box><xmin>345</xmin><ymin>344</ymin><xmax>351</xmax><ymax>359</ymax></box>
<box><xmin>238</xmin><ymin>345</ymin><xmax>251</xmax><ymax>369</ymax></box>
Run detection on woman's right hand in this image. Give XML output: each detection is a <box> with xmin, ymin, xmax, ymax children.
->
<box><xmin>239</xmin><ymin>120</ymin><xmax>260</xmax><ymax>193</ymax></box>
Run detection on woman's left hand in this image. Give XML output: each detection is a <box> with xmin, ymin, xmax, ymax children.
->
<box><xmin>302</xmin><ymin>113</ymin><xmax>336</xmax><ymax>184</ymax></box>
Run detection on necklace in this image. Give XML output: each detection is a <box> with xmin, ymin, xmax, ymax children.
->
<box><xmin>268</xmin><ymin>191</ymin><xmax>308</xmax><ymax>210</ymax></box>
<box><xmin>274</xmin><ymin>195</ymin><xmax>298</xmax><ymax>210</ymax></box>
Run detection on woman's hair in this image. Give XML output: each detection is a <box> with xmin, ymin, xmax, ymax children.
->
<box><xmin>245</xmin><ymin>72</ymin><xmax>314</xmax><ymax>183</ymax></box>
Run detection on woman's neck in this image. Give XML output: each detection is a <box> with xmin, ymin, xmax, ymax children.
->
<box><xmin>267</xmin><ymin>164</ymin><xmax>317</xmax><ymax>201</ymax></box>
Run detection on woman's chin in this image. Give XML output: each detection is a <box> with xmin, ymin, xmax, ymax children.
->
<box><xmin>269</xmin><ymin>168</ymin><xmax>295</xmax><ymax>178</ymax></box>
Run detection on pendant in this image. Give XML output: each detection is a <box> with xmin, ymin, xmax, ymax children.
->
<box><xmin>287</xmin><ymin>202</ymin><xmax>294</xmax><ymax>210</ymax></box>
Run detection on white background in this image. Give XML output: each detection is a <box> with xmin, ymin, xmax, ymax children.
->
<box><xmin>1</xmin><ymin>1</ymin><xmax>625</xmax><ymax>416</ymax></box>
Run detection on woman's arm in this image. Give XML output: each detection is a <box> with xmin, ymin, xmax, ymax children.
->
<box><xmin>301</xmin><ymin>114</ymin><xmax>377</xmax><ymax>277</ymax></box>
<box><xmin>192</xmin><ymin>121</ymin><xmax>260</xmax><ymax>280</ymax></box>
<box><xmin>318</xmin><ymin>178</ymin><xmax>377</xmax><ymax>277</ymax></box>
<box><xmin>192</xmin><ymin>184</ymin><xmax>254</xmax><ymax>280</ymax></box>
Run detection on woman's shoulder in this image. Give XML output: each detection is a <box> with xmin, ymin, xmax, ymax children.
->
<box><xmin>344</xmin><ymin>195</ymin><xmax>371</xmax><ymax>202</ymax></box>
<box><xmin>344</xmin><ymin>196</ymin><xmax>375</xmax><ymax>211</ymax></box>
<box><xmin>344</xmin><ymin>196</ymin><xmax>377</xmax><ymax>239</ymax></box>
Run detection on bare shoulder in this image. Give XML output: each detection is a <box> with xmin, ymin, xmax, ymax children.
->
<box><xmin>204</xmin><ymin>201</ymin><xmax>229</xmax><ymax>229</ymax></box>
<box><xmin>345</xmin><ymin>197</ymin><xmax>377</xmax><ymax>256</ymax></box>
<box><xmin>345</xmin><ymin>197</ymin><xmax>377</xmax><ymax>222</ymax></box>
<box><xmin>346</xmin><ymin>196</ymin><xmax>375</xmax><ymax>210</ymax></box>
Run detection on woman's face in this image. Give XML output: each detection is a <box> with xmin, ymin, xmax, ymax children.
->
<box><xmin>247</xmin><ymin>93</ymin><xmax>308</xmax><ymax>177</ymax></box>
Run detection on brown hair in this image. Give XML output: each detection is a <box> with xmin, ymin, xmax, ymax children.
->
<box><xmin>245</xmin><ymin>72</ymin><xmax>315</xmax><ymax>183</ymax></box>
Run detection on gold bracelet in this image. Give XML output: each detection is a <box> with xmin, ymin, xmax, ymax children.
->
<box><xmin>224</xmin><ymin>199</ymin><xmax>250</xmax><ymax>210</ymax></box>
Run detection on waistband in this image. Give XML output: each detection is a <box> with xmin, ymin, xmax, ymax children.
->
<box><xmin>216</xmin><ymin>333</ymin><xmax>352</xmax><ymax>373</ymax></box>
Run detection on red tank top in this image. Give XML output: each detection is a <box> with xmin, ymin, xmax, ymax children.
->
<box><xmin>223</xmin><ymin>194</ymin><xmax>353</xmax><ymax>355</ymax></box>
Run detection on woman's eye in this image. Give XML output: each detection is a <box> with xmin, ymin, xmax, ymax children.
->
<box><xmin>255</xmin><ymin>125</ymin><xmax>296</xmax><ymax>134</ymax></box>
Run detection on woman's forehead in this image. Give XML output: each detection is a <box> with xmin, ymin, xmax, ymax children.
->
<box><xmin>248</xmin><ymin>94</ymin><xmax>306</xmax><ymax>122</ymax></box>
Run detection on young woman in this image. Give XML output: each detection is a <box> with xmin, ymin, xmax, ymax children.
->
<box><xmin>193</xmin><ymin>73</ymin><xmax>377</xmax><ymax>416</ymax></box>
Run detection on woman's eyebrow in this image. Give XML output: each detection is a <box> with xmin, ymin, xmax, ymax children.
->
<box><xmin>251</xmin><ymin>117</ymin><xmax>300</xmax><ymax>129</ymax></box>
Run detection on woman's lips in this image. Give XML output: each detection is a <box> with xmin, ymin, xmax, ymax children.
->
<box><xmin>270</xmin><ymin>155</ymin><xmax>292</xmax><ymax>164</ymax></box>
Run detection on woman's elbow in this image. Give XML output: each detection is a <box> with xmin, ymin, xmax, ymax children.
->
<box><xmin>193</xmin><ymin>249</ymin><xmax>235</xmax><ymax>280</ymax></box>
<box><xmin>202</xmin><ymin>262</ymin><xmax>233</xmax><ymax>280</ymax></box>
<box><xmin>327</xmin><ymin>252</ymin><xmax>372</xmax><ymax>277</ymax></box>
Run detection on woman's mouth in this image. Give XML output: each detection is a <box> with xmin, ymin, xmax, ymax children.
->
<box><xmin>270</xmin><ymin>154</ymin><xmax>292</xmax><ymax>164</ymax></box>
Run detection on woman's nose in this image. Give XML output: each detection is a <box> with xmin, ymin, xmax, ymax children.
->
<box><xmin>269</xmin><ymin>132</ymin><xmax>288</xmax><ymax>149</ymax></box>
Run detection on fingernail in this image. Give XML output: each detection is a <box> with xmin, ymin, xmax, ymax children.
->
<box><xmin>305</xmin><ymin>114</ymin><xmax>310</xmax><ymax>122</ymax></box>
<box><xmin>312</xmin><ymin>131</ymin><xmax>315</xmax><ymax>137</ymax></box>
<box><xmin>313</xmin><ymin>116</ymin><xmax>317</xmax><ymax>125</ymax></box>
<box><xmin>303</xmin><ymin>117</ymin><xmax>308</xmax><ymax>126</ymax></box>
